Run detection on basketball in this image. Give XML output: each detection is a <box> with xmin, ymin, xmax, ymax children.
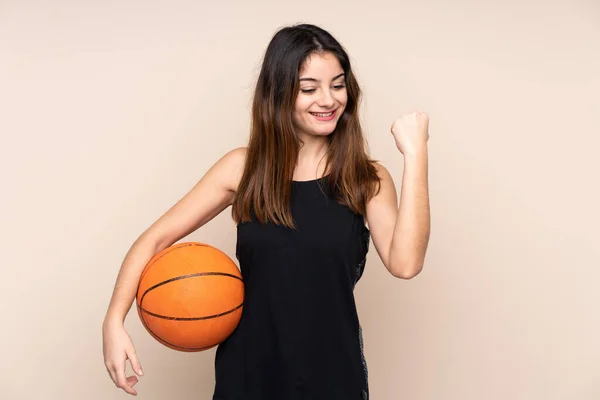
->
<box><xmin>135</xmin><ymin>242</ymin><xmax>244</xmax><ymax>352</ymax></box>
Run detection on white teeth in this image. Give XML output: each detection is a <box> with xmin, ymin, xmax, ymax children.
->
<box><xmin>311</xmin><ymin>112</ymin><xmax>333</xmax><ymax>117</ymax></box>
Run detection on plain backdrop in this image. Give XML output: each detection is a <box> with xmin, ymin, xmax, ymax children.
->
<box><xmin>1</xmin><ymin>0</ymin><xmax>599</xmax><ymax>399</ymax></box>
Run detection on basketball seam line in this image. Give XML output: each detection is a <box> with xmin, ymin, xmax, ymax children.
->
<box><xmin>139</xmin><ymin>272</ymin><xmax>243</xmax><ymax>305</ymax></box>
<box><xmin>136</xmin><ymin>302</ymin><xmax>244</xmax><ymax>321</ymax></box>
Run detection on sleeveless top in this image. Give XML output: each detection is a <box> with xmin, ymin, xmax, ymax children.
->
<box><xmin>213</xmin><ymin>176</ymin><xmax>371</xmax><ymax>400</ymax></box>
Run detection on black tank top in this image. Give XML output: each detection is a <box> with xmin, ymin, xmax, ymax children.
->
<box><xmin>213</xmin><ymin>176</ymin><xmax>371</xmax><ymax>400</ymax></box>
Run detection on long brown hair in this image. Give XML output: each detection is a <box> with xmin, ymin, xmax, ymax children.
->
<box><xmin>232</xmin><ymin>23</ymin><xmax>380</xmax><ymax>229</ymax></box>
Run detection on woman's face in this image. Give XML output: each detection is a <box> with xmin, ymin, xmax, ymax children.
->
<box><xmin>293</xmin><ymin>52</ymin><xmax>348</xmax><ymax>139</ymax></box>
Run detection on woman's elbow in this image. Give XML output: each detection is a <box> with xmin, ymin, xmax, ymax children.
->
<box><xmin>390</xmin><ymin>261</ymin><xmax>424</xmax><ymax>280</ymax></box>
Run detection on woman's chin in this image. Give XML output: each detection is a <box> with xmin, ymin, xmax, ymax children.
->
<box><xmin>312</xmin><ymin>124</ymin><xmax>338</xmax><ymax>136</ymax></box>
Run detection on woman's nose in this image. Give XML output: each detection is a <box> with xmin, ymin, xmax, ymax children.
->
<box><xmin>317</xmin><ymin>89</ymin><xmax>335</xmax><ymax>108</ymax></box>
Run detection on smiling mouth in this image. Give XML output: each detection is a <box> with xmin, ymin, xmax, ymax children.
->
<box><xmin>309</xmin><ymin>110</ymin><xmax>336</xmax><ymax>117</ymax></box>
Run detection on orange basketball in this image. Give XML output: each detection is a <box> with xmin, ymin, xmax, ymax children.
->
<box><xmin>135</xmin><ymin>242</ymin><xmax>244</xmax><ymax>352</ymax></box>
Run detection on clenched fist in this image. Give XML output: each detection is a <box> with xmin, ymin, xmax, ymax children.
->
<box><xmin>391</xmin><ymin>111</ymin><xmax>430</xmax><ymax>156</ymax></box>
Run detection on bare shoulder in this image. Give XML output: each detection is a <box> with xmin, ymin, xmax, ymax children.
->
<box><xmin>217</xmin><ymin>146</ymin><xmax>247</xmax><ymax>194</ymax></box>
<box><xmin>370</xmin><ymin>161</ymin><xmax>396</xmax><ymax>193</ymax></box>
<box><xmin>370</xmin><ymin>160</ymin><xmax>388</xmax><ymax>177</ymax></box>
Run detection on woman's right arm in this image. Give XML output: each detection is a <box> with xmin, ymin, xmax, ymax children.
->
<box><xmin>102</xmin><ymin>147</ymin><xmax>246</xmax><ymax>396</ymax></box>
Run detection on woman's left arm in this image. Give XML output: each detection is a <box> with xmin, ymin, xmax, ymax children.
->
<box><xmin>365</xmin><ymin>111</ymin><xmax>431</xmax><ymax>279</ymax></box>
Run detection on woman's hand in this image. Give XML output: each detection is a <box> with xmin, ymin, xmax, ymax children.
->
<box><xmin>102</xmin><ymin>319</ymin><xmax>144</xmax><ymax>396</ymax></box>
<box><xmin>391</xmin><ymin>111</ymin><xmax>430</xmax><ymax>156</ymax></box>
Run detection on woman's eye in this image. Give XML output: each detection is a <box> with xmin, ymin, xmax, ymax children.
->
<box><xmin>301</xmin><ymin>84</ymin><xmax>345</xmax><ymax>94</ymax></box>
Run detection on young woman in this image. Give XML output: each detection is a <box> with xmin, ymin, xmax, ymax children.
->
<box><xmin>102</xmin><ymin>23</ymin><xmax>430</xmax><ymax>400</ymax></box>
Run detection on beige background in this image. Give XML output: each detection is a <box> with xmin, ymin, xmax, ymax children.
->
<box><xmin>1</xmin><ymin>0</ymin><xmax>599</xmax><ymax>399</ymax></box>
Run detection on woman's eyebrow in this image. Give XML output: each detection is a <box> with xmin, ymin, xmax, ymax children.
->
<box><xmin>299</xmin><ymin>72</ymin><xmax>345</xmax><ymax>82</ymax></box>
